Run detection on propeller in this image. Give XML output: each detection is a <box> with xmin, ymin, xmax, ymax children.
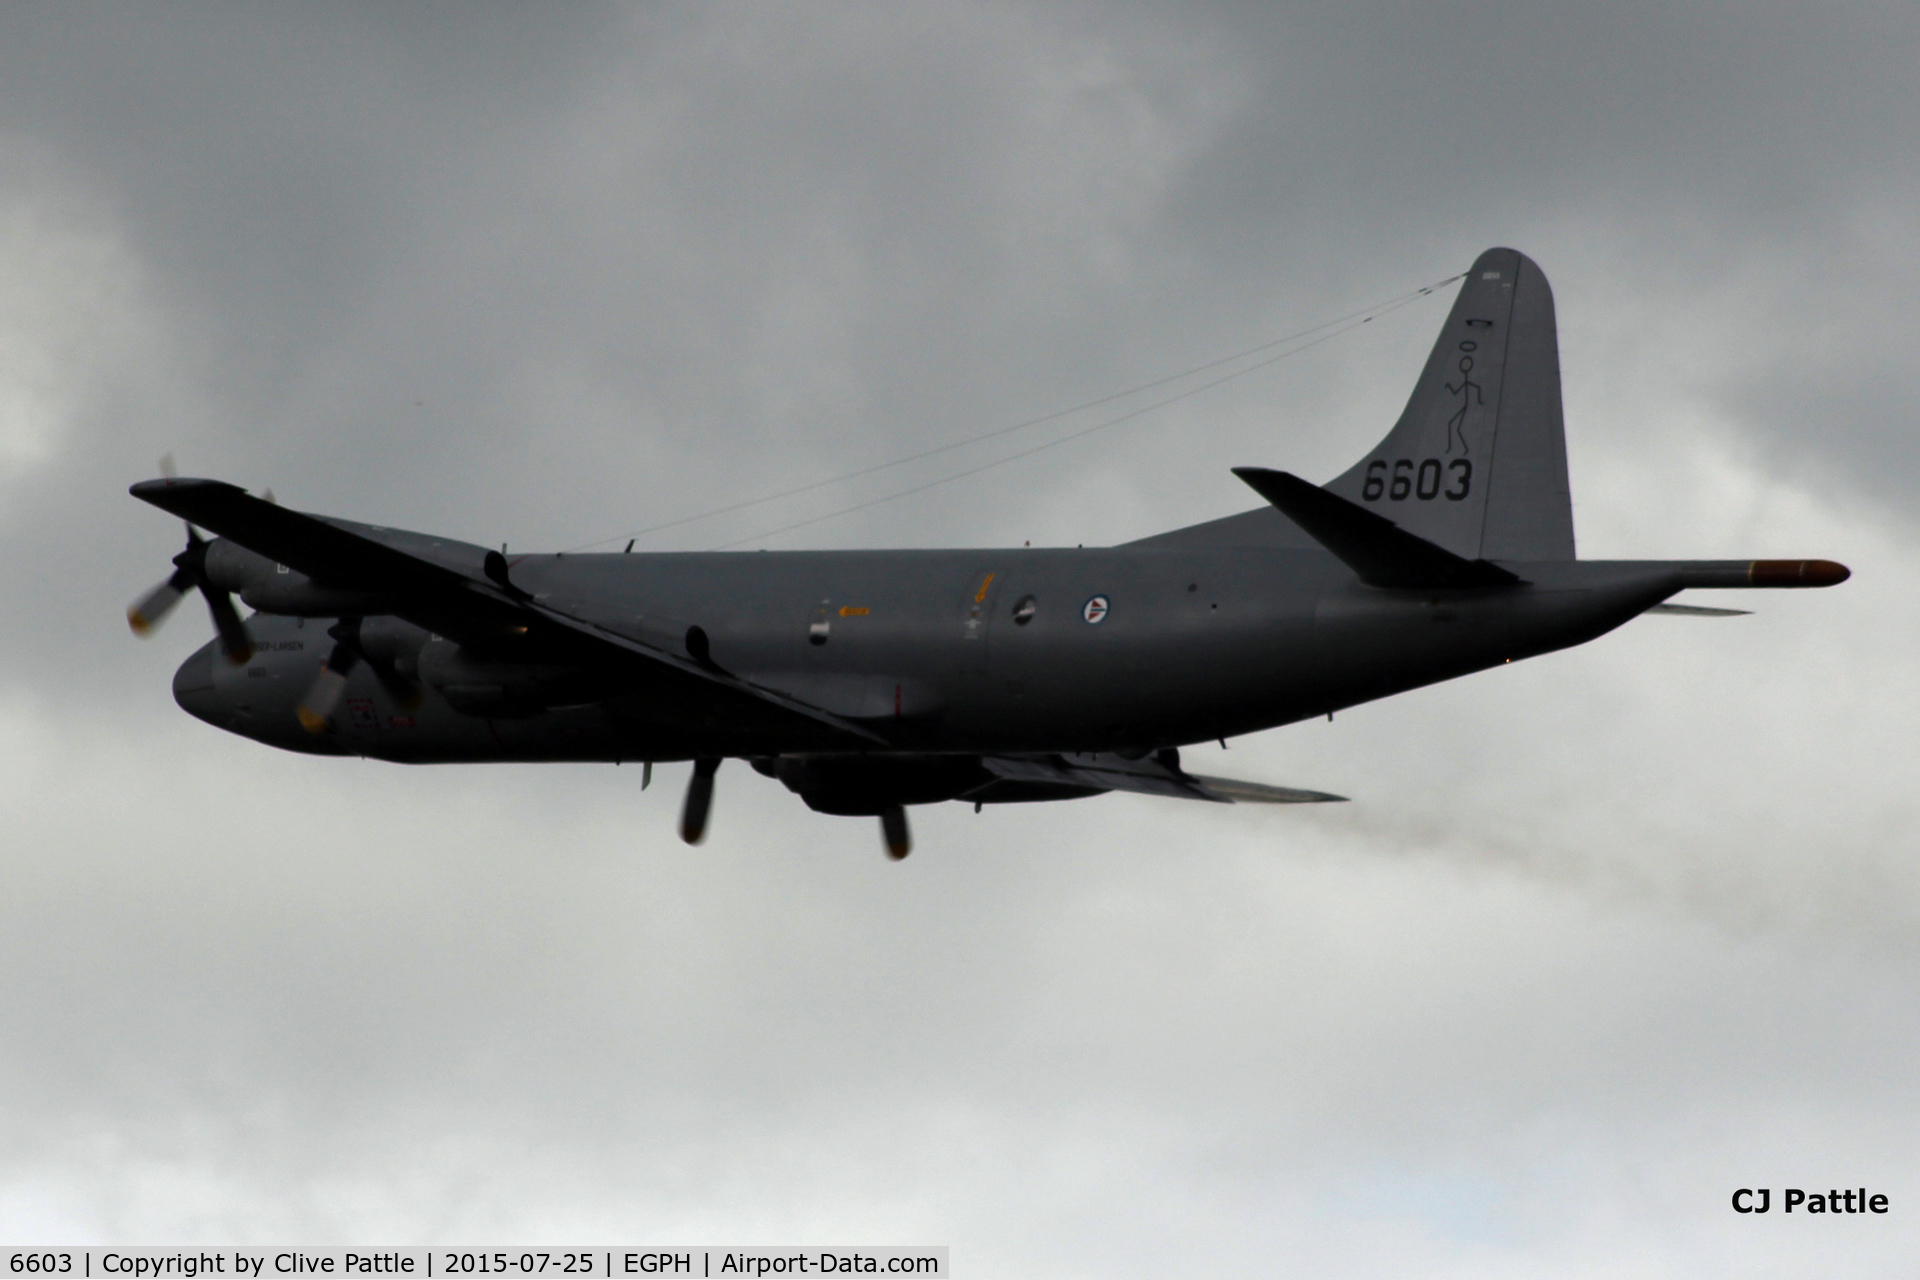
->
<box><xmin>296</xmin><ymin>616</ymin><xmax>423</xmax><ymax>735</ymax></box>
<box><xmin>680</xmin><ymin>757</ymin><xmax>721</xmax><ymax>844</ymax></box>
<box><xmin>879</xmin><ymin>804</ymin><xmax>912</xmax><ymax>860</ymax></box>
<box><xmin>127</xmin><ymin>525</ymin><xmax>254</xmax><ymax>665</ymax></box>
<box><xmin>127</xmin><ymin>457</ymin><xmax>254</xmax><ymax>664</ymax></box>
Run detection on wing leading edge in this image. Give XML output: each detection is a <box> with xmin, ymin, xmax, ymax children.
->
<box><xmin>129</xmin><ymin>477</ymin><xmax>886</xmax><ymax>747</ymax></box>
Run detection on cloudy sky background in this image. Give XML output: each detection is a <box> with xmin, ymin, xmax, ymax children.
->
<box><xmin>2</xmin><ymin>2</ymin><xmax>1916</xmax><ymax>1273</ymax></box>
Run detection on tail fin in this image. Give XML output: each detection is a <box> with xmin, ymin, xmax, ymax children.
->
<box><xmin>1323</xmin><ymin>247</ymin><xmax>1575</xmax><ymax>562</ymax></box>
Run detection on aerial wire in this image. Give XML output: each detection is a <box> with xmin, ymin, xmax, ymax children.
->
<box><xmin>707</xmin><ymin>282</ymin><xmax>1451</xmax><ymax>549</ymax></box>
<box><xmin>567</xmin><ymin>271</ymin><xmax>1464</xmax><ymax>553</ymax></box>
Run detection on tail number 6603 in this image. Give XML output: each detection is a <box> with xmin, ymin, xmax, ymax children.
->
<box><xmin>1362</xmin><ymin>458</ymin><xmax>1471</xmax><ymax>502</ymax></box>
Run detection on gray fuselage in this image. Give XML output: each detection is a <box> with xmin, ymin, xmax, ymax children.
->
<box><xmin>173</xmin><ymin>540</ymin><xmax>1680</xmax><ymax>764</ymax></box>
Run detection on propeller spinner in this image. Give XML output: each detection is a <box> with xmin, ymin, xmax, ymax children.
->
<box><xmin>295</xmin><ymin>616</ymin><xmax>424</xmax><ymax>735</ymax></box>
<box><xmin>127</xmin><ymin>525</ymin><xmax>254</xmax><ymax>665</ymax></box>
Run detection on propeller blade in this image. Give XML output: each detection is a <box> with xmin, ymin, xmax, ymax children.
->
<box><xmin>880</xmin><ymin>805</ymin><xmax>912</xmax><ymax>860</ymax></box>
<box><xmin>680</xmin><ymin>757</ymin><xmax>721</xmax><ymax>844</ymax></box>
<box><xmin>158</xmin><ymin>452</ymin><xmax>177</xmax><ymax>479</ymax></box>
<box><xmin>129</xmin><ymin>521</ymin><xmax>251</xmax><ymax>661</ymax></box>
<box><xmin>296</xmin><ymin>667</ymin><xmax>349</xmax><ymax>734</ymax></box>
<box><xmin>296</xmin><ymin>635</ymin><xmax>361</xmax><ymax>734</ymax></box>
<box><xmin>201</xmin><ymin>585</ymin><xmax>254</xmax><ymax>666</ymax></box>
<box><xmin>127</xmin><ymin>567</ymin><xmax>194</xmax><ymax>636</ymax></box>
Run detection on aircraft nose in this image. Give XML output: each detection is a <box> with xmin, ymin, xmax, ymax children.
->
<box><xmin>172</xmin><ymin>642</ymin><xmax>221</xmax><ymax>724</ymax></box>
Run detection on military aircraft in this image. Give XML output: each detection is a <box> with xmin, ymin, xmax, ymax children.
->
<box><xmin>128</xmin><ymin>248</ymin><xmax>1847</xmax><ymax>858</ymax></box>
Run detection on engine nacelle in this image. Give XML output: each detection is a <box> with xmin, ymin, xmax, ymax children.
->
<box><xmin>204</xmin><ymin>539</ymin><xmax>397</xmax><ymax>617</ymax></box>
<box><xmin>355</xmin><ymin>616</ymin><xmax>430</xmax><ymax>672</ymax></box>
<box><xmin>415</xmin><ymin>638</ymin><xmax>602</xmax><ymax>718</ymax></box>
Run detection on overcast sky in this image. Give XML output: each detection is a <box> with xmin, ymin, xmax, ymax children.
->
<box><xmin>2</xmin><ymin>3</ymin><xmax>1917</xmax><ymax>1274</ymax></box>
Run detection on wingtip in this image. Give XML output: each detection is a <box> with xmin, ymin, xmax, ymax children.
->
<box><xmin>1230</xmin><ymin>466</ymin><xmax>1303</xmax><ymax>503</ymax></box>
<box><xmin>129</xmin><ymin>476</ymin><xmax>249</xmax><ymax>503</ymax></box>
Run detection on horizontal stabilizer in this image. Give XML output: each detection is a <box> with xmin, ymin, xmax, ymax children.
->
<box><xmin>1231</xmin><ymin>468</ymin><xmax>1521</xmax><ymax>590</ymax></box>
<box><xmin>981</xmin><ymin>751</ymin><xmax>1345</xmax><ymax>805</ymax></box>
<box><xmin>1186</xmin><ymin>773</ymin><xmax>1348</xmax><ymax>804</ymax></box>
<box><xmin>1642</xmin><ymin>603</ymin><xmax>1751</xmax><ymax>617</ymax></box>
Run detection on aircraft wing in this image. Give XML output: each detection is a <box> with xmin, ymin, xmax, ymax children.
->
<box><xmin>130</xmin><ymin>478</ymin><xmax>888</xmax><ymax>746</ymax></box>
<box><xmin>981</xmin><ymin>752</ymin><xmax>1346</xmax><ymax>804</ymax></box>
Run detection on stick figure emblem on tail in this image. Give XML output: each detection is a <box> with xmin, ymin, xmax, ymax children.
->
<box><xmin>1445</xmin><ymin>341</ymin><xmax>1483</xmax><ymax>454</ymax></box>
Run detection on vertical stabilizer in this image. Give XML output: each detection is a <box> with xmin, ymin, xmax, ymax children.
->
<box><xmin>1323</xmin><ymin>248</ymin><xmax>1575</xmax><ymax>562</ymax></box>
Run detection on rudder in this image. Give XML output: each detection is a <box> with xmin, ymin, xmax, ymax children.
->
<box><xmin>1323</xmin><ymin>248</ymin><xmax>1575</xmax><ymax>562</ymax></box>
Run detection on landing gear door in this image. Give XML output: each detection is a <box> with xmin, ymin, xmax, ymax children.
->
<box><xmin>958</xmin><ymin>569</ymin><xmax>1004</xmax><ymax>674</ymax></box>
